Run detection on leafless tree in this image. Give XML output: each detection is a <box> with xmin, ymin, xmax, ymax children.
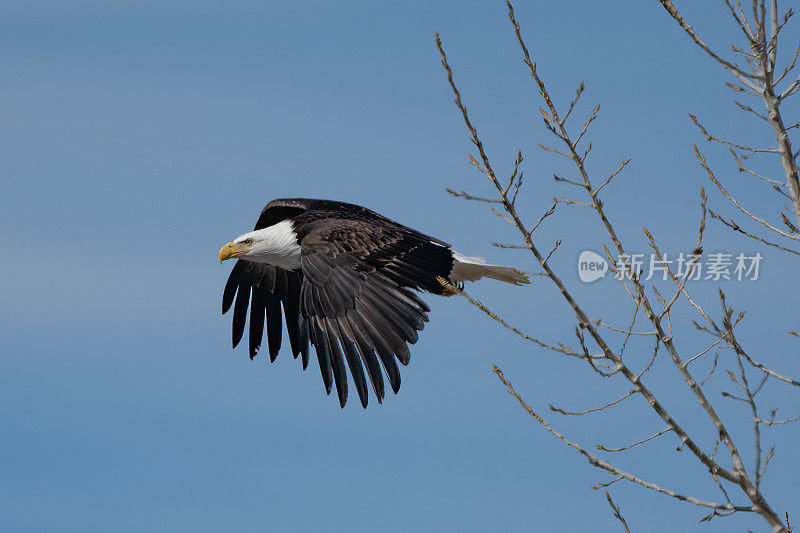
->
<box><xmin>435</xmin><ymin>1</ymin><xmax>799</xmax><ymax>531</ymax></box>
<box><xmin>661</xmin><ymin>0</ymin><xmax>800</xmax><ymax>254</ymax></box>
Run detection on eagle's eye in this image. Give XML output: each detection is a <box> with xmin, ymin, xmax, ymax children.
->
<box><xmin>242</xmin><ymin>238</ymin><xmax>253</xmax><ymax>245</ymax></box>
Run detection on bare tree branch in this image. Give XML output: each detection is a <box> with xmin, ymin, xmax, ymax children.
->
<box><xmin>606</xmin><ymin>492</ymin><xmax>632</xmax><ymax>533</ymax></box>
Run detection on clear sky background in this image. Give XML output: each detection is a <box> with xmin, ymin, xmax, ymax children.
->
<box><xmin>1</xmin><ymin>1</ymin><xmax>798</xmax><ymax>531</ymax></box>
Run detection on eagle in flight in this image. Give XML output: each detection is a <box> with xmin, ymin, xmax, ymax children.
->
<box><xmin>218</xmin><ymin>198</ymin><xmax>529</xmax><ymax>408</ymax></box>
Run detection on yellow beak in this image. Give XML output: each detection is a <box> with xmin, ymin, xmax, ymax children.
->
<box><xmin>218</xmin><ymin>242</ymin><xmax>244</xmax><ymax>263</ymax></box>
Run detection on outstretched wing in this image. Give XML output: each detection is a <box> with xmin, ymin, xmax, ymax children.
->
<box><xmin>222</xmin><ymin>199</ymin><xmax>311</xmax><ymax>365</ymax></box>
<box><xmin>298</xmin><ymin>217</ymin><xmax>454</xmax><ymax>408</ymax></box>
<box><xmin>222</xmin><ymin>260</ymin><xmax>310</xmax><ymax>365</ymax></box>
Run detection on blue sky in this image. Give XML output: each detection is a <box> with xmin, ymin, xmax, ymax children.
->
<box><xmin>1</xmin><ymin>1</ymin><xmax>798</xmax><ymax>531</ymax></box>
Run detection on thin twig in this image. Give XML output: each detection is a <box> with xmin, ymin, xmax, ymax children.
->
<box><xmin>493</xmin><ymin>366</ymin><xmax>754</xmax><ymax>512</ymax></box>
<box><xmin>605</xmin><ymin>492</ymin><xmax>632</xmax><ymax>533</ymax></box>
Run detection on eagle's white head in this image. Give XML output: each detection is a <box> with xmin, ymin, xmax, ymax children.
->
<box><xmin>218</xmin><ymin>220</ymin><xmax>302</xmax><ymax>270</ymax></box>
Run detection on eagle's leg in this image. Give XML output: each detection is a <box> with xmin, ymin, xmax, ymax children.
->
<box><xmin>436</xmin><ymin>276</ymin><xmax>462</xmax><ymax>297</ymax></box>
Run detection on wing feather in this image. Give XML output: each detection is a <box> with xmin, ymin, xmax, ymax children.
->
<box><xmin>310</xmin><ymin>318</ymin><xmax>333</xmax><ymax>393</ymax></box>
<box><xmin>296</xmin><ymin>216</ymin><xmax>450</xmax><ymax>405</ymax></box>
<box><xmin>333</xmin><ymin>316</ymin><xmax>370</xmax><ymax>407</ymax></box>
<box><xmin>283</xmin><ymin>272</ymin><xmax>303</xmax><ymax>358</ymax></box>
<box><xmin>355</xmin><ymin>309</ymin><xmax>403</xmax><ymax>393</ymax></box>
<box><xmin>298</xmin><ymin>318</ymin><xmax>311</xmax><ymax>369</ymax></box>
<box><xmin>249</xmin><ymin>290</ymin><xmax>265</xmax><ymax>358</ymax></box>
<box><xmin>265</xmin><ymin>293</ymin><xmax>283</xmax><ymax>362</ymax></box>
<box><xmin>232</xmin><ymin>284</ymin><xmax>250</xmax><ymax>349</ymax></box>
<box><xmin>324</xmin><ymin>320</ymin><xmax>349</xmax><ymax>408</ymax></box>
<box><xmin>222</xmin><ymin>261</ymin><xmax>243</xmax><ymax>314</ymax></box>
<box><xmin>337</xmin><ymin>315</ymin><xmax>383</xmax><ymax>403</ymax></box>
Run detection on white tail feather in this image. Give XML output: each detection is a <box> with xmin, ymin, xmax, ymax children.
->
<box><xmin>448</xmin><ymin>251</ymin><xmax>530</xmax><ymax>286</ymax></box>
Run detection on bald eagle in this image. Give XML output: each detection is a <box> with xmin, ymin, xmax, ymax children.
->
<box><xmin>218</xmin><ymin>198</ymin><xmax>529</xmax><ymax>408</ymax></box>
